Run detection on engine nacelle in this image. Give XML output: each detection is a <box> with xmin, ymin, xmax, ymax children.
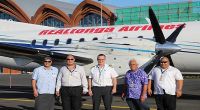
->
<box><xmin>0</xmin><ymin>56</ymin><xmax>40</xmax><ymax>71</ymax></box>
<box><xmin>155</xmin><ymin>42</ymin><xmax>181</xmax><ymax>55</ymax></box>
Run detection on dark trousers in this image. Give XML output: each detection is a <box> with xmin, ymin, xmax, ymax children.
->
<box><xmin>126</xmin><ymin>98</ymin><xmax>150</xmax><ymax>110</ymax></box>
<box><xmin>92</xmin><ymin>86</ymin><xmax>113</xmax><ymax>110</ymax></box>
<box><xmin>35</xmin><ymin>94</ymin><xmax>55</xmax><ymax>110</ymax></box>
<box><xmin>61</xmin><ymin>86</ymin><xmax>82</xmax><ymax>110</ymax></box>
<box><xmin>155</xmin><ymin>94</ymin><xmax>176</xmax><ymax>110</ymax></box>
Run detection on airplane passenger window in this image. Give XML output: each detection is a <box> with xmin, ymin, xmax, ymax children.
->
<box><xmin>31</xmin><ymin>40</ymin><xmax>36</xmax><ymax>46</ymax></box>
<box><xmin>122</xmin><ymin>44</ymin><xmax>130</xmax><ymax>45</ymax></box>
<box><xmin>79</xmin><ymin>38</ymin><xmax>85</xmax><ymax>42</ymax></box>
<box><xmin>54</xmin><ymin>39</ymin><xmax>59</xmax><ymax>45</ymax></box>
<box><xmin>93</xmin><ymin>37</ymin><xmax>98</xmax><ymax>40</ymax></box>
<box><xmin>138</xmin><ymin>36</ymin><xmax>143</xmax><ymax>38</ymax></box>
<box><xmin>43</xmin><ymin>39</ymin><xmax>47</xmax><ymax>46</ymax></box>
<box><xmin>66</xmin><ymin>38</ymin><xmax>72</xmax><ymax>44</ymax></box>
<box><xmin>123</xmin><ymin>36</ymin><xmax>128</xmax><ymax>38</ymax></box>
<box><xmin>107</xmin><ymin>37</ymin><xmax>112</xmax><ymax>39</ymax></box>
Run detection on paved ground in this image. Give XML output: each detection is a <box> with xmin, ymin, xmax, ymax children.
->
<box><xmin>0</xmin><ymin>74</ymin><xmax>199</xmax><ymax>110</ymax></box>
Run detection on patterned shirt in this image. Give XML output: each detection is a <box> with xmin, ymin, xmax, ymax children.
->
<box><xmin>125</xmin><ymin>69</ymin><xmax>148</xmax><ymax>99</ymax></box>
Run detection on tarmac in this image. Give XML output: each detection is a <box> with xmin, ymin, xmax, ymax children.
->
<box><xmin>0</xmin><ymin>74</ymin><xmax>200</xmax><ymax>110</ymax></box>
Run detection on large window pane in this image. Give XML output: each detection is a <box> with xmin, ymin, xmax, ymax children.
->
<box><xmin>79</xmin><ymin>13</ymin><xmax>108</xmax><ymax>27</ymax></box>
<box><xmin>0</xmin><ymin>12</ymin><xmax>18</xmax><ymax>21</ymax></box>
<box><xmin>41</xmin><ymin>17</ymin><xmax>64</xmax><ymax>28</ymax></box>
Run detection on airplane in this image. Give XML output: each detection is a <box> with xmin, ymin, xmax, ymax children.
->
<box><xmin>0</xmin><ymin>7</ymin><xmax>200</xmax><ymax>76</ymax></box>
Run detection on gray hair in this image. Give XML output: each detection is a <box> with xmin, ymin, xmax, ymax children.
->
<box><xmin>129</xmin><ymin>58</ymin><xmax>138</xmax><ymax>66</ymax></box>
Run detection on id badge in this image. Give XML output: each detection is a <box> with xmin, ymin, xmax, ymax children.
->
<box><xmin>160</xmin><ymin>75</ymin><xmax>164</xmax><ymax>81</ymax></box>
<box><xmin>129</xmin><ymin>82</ymin><xmax>134</xmax><ymax>88</ymax></box>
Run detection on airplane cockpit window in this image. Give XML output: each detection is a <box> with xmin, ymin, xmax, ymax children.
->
<box><xmin>31</xmin><ymin>40</ymin><xmax>36</xmax><ymax>46</ymax></box>
<box><xmin>43</xmin><ymin>39</ymin><xmax>47</xmax><ymax>46</ymax></box>
<box><xmin>79</xmin><ymin>38</ymin><xmax>85</xmax><ymax>42</ymax></box>
<box><xmin>54</xmin><ymin>39</ymin><xmax>59</xmax><ymax>46</ymax></box>
<box><xmin>66</xmin><ymin>38</ymin><xmax>72</xmax><ymax>44</ymax></box>
<box><xmin>107</xmin><ymin>37</ymin><xmax>112</xmax><ymax>39</ymax></box>
<box><xmin>93</xmin><ymin>37</ymin><xmax>98</xmax><ymax>40</ymax></box>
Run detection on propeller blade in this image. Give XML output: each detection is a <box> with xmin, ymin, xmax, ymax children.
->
<box><xmin>149</xmin><ymin>7</ymin><xmax>166</xmax><ymax>44</ymax></box>
<box><xmin>140</xmin><ymin>51</ymin><xmax>163</xmax><ymax>74</ymax></box>
<box><xmin>166</xmin><ymin>23</ymin><xmax>185</xmax><ymax>43</ymax></box>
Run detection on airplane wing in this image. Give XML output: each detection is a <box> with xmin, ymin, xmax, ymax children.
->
<box><xmin>0</xmin><ymin>42</ymin><xmax>93</xmax><ymax>65</ymax></box>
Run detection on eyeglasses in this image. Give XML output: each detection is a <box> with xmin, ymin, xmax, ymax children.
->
<box><xmin>161</xmin><ymin>61</ymin><xmax>168</xmax><ymax>64</ymax></box>
<box><xmin>130</xmin><ymin>64</ymin><xmax>137</xmax><ymax>66</ymax></box>
<box><xmin>67</xmin><ymin>59</ymin><xmax>74</xmax><ymax>61</ymax></box>
<box><xmin>44</xmin><ymin>61</ymin><xmax>52</xmax><ymax>63</ymax></box>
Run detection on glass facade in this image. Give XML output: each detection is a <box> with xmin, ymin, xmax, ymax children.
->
<box><xmin>115</xmin><ymin>1</ymin><xmax>200</xmax><ymax>25</ymax></box>
<box><xmin>41</xmin><ymin>17</ymin><xmax>64</xmax><ymax>28</ymax></box>
<box><xmin>79</xmin><ymin>13</ymin><xmax>108</xmax><ymax>27</ymax></box>
<box><xmin>0</xmin><ymin>12</ymin><xmax>18</xmax><ymax>21</ymax></box>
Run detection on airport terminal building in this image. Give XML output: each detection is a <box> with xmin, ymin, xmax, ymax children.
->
<box><xmin>115</xmin><ymin>1</ymin><xmax>200</xmax><ymax>25</ymax></box>
<box><xmin>0</xmin><ymin>0</ymin><xmax>199</xmax><ymax>74</ymax></box>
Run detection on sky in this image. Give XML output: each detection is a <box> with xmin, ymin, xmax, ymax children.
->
<box><xmin>56</xmin><ymin>0</ymin><xmax>200</xmax><ymax>7</ymax></box>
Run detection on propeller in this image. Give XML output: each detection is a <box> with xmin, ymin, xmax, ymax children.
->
<box><xmin>140</xmin><ymin>7</ymin><xmax>185</xmax><ymax>74</ymax></box>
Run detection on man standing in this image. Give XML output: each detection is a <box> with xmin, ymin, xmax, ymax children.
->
<box><xmin>32</xmin><ymin>57</ymin><xmax>58</xmax><ymax>110</ymax></box>
<box><xmin>122</xmin><ymin>59</ymin><xmax>149</xmax><ymax>110</ymax></box>
<box><xmin>56</xmin><ymin>55</ymin><xmax>88</xmax><ymax>110</ymax></box>
<box><xmin>88</xmin><ymin>54</ymin><xmax>118</xmax><ymax>110</ymax></box>
<box><xmin>148</xmin><ymin>57</ymin><xmax>183</xmax><ymax>110</ymax></box>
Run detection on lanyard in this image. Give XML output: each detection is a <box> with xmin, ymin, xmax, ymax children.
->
<box><xmin>159</xmin><ymin>68</ymin><xmax>168</xmax><ymax>81</ymax></box>
<box><xmin>160</xmin><ymin>68</ymin><xmax>167</xmax><ymax>74</ymax></box>
<box><xmin>98</xmin><ymin>66</ymin><xmax>104</xmax><ymax>79</ymax></box>
<box><xmin>67</xmin><ymin>66</ymin><xmax>76</xmax><ymax>75</ymax></box>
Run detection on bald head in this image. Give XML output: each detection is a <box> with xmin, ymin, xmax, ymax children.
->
<box><xmin>129</xmin><ymin>58</ymin><xmax>138</xmax><ymax>71</ymax></box>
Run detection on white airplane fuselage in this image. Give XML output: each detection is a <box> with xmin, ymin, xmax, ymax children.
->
<box><xmin>0</xmin><ymin>20</ymin><xmax>200</xmax><ymax>75</ymax></box>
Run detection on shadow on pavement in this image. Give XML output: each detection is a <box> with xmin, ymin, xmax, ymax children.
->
<box><xmin>0</xmin><ymin>85</ymin><xmax>33</xmax><ymax>99</ymax></box>
<box><xmin>180</xmin><ymin>94</ymin><xmax>200</xmax><ymax>100</ymax></box>
<box><xmin>0</xmin><ymin>105</ymin><xmax>31</xmax><ymax>110</ymax></box>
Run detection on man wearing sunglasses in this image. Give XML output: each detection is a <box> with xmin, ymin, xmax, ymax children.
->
<box><xmin>32</xmin><ymin>57</ymin><xmax>58</xmax><ymax>110</ymax></box>
<box><xmin>56</xmin><ymin>54</ymin><xmax>88</xmax><ymax>110</ymax></box>
<box><xmin>148</xmin><ymin>57</ymin><xmax>183</xmax><ymax>110</ymax></box>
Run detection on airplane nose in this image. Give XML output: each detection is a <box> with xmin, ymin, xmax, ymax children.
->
<box><xmin>155</xmin><ymin>42</ymin><xmax>181</xmax><ymax>55</ymax></box>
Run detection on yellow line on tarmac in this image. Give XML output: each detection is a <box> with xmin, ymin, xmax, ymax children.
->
<box><xmin>0</xmin><ymin>98</ymin><xmax>156</xmax><ymax>110</ymax></box>
<box><xmin>0</xmin><ymin>98</ymin><xmax>34</xmax><ymax>102</ymax></box>
<box><xmin>83</xmin><ymin>103</ymin><xmax>129</xmax><ymax>109</ymax></box>
<box><xmin>0</xmin><ymin>98</ymin><xmax>129</xmax><ymax>109</ymax></box>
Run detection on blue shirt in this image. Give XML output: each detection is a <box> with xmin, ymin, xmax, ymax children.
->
<box><xmin>32</xmin><ymin>66</ymin><xmax>58</xmax><ymax>94</ymax></box>
<box><xmin>125</xmin><ymin>69</ymin><xmax>148</xmax><ymax>99</ymax></box>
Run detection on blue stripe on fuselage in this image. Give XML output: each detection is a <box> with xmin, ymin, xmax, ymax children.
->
<box><xmin>99</xmin><ymin>46</ymin><xmax>154</xmax><ymax>53</ymax></box>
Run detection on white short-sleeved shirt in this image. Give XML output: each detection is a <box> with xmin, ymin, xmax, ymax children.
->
<box><xmin>89</xmin><ymin>64</ymin><xmax>118</xmax><ymax>87</ymax></box>
<box><xmin>148</xmin><ymin>66</ymin><xmax>183</xmax><ymax>95</ymax></box>
<box><xmin>32</xmin><ymin>66</ymin><xmax>58</xmax><ymax>94</ymax></box>
<box><xmin>56</xmin><ymin>65</ymin><xmax>88</xmax><ymax>92</ymax></box>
